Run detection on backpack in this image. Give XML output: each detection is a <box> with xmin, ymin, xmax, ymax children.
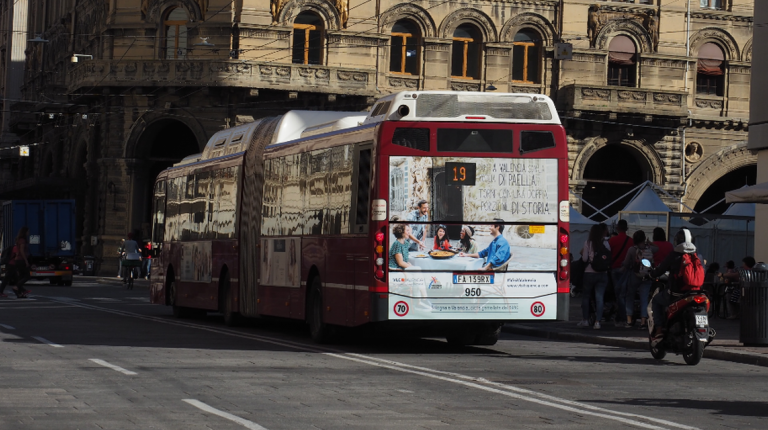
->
<box><xmin>589</xmin><ymin>241</ymin><xmax>612</xmax><ymax>272</ymax></box>
<box><xmin>633</xmin><ymin>245</ymin><xmax>655</xmax><ymax>278</ymax></box>
<box><xmin>677</xmin><ymin>253</ymin><xmax>705</xmax><ymax>291</ymax></box>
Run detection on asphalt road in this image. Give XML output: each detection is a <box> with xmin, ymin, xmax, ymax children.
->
<box><xmin>1</xmin><ymin>279</ymin><xmax>766</xmax><ymax>430</ymax></box>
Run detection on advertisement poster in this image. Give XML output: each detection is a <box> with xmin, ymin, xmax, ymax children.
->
<box><xmin>180</xmin><ymin>242</ymin><xmax>212</xmax><ymax>283</ymax></box>
<box><xmin>389</xmin><ymin>156</ymin><xmax>559</xmax><ymax>224</ymax></box>
<box><xmin>387</xmin><ymin>272</ymin><xmax>557</xmax><ymax>320</ymax></box>
<box><xmin>261</xmin><ymin>237</ymin><xmax>300</xmax><ymax>287</ymax></box>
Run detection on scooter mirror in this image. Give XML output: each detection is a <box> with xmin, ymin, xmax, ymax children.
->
<box><xmin>641</xmin><ymin>259</ymin><xmax>652</xmax><ymax>268</ymax></box>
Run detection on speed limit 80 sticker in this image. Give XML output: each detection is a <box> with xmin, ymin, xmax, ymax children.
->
<box><xmin>531</xmin><ymin>301</ymin><xmax>545</xmax><ymax>317</ymax></box>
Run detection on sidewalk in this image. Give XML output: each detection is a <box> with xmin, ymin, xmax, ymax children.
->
<box><xmin>503</xmin><ymin>294</ymin><xmax>768</xmax><ymax>367</ymax></box>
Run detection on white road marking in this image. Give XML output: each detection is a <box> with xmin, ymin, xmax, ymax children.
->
<box><xmin>89</xmin><ymin>359</ymin><xmax>137</xmax><ymax>375</ymax></box>
<box><xmin>32</xmin><ymin>336</ymin><xmax>63</xmax><ymax>347</ymax></box>
<box><xmin>46</xmin><ymin>297</ymin><xmax>697</xmax><ymax>430</ymax></box>
<box><xmin>0</xmin><ymin>323</ymin><xmax>15</xmax><ymax>330</ymax></box>
<box><xmin>183</xmin><ymin>399</ymin><xmax>268</xmax><ymax>430</ymax></box>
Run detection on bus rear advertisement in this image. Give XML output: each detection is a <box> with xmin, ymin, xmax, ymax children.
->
<box><xmin>149</xmin><ymin>91</ymin><xmax>571</xmax><ymax>345</ymax></box>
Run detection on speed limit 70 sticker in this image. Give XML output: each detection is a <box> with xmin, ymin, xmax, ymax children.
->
<box><xmin>531</xmin><ymin>302</ymin><xmax>545</xmax><ymax>317</ymax></box>
<box><xmin>394</xmin><ymin>301</ymin><xmax>409</xmax><ymax>317</ymax></box>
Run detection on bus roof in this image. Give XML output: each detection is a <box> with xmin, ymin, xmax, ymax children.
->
<box><xmin>362</xmin><ymin>91</ymin><xmax>560</xmax><ymax>126</ymax></box>
<box><xmin>180</xmin><ymin>91</ymin><xmax>561</xmax><ymax>167</ymax></box>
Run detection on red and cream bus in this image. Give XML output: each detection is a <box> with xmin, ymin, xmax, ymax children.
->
<box><xmin>149</xmin><ymin>91</ymin><xmax>572</xmax><ymax>345</ymax></box>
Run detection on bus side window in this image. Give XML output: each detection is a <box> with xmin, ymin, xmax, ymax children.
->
<box><xmin>353</xmin><ymin>147</ymin><xmax>372</xmax><ymax>233</ymax></box>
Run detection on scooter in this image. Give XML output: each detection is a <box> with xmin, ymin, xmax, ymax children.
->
<box><xmin>645</xmin><ymin>259</ymin><xmax>716</xmax><ymax>365</ymax></box>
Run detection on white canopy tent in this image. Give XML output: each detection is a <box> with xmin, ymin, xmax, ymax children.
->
<box><xmin>725</xmin><ymin>182</ymin><xmax>768</xmax><ymax>204</ymax></box>
<box><xmin>570</xmin><ymin>207</ymin><xmax>597</xmax><ymax>253</ymax></box>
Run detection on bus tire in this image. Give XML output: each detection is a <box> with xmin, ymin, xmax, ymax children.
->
<box><xmin>474</xmin><ymin>322</ymin><xmax>503</xmax><ymax>346</ymax></box>
<box><xmin>63</xmin><ymin>280</ymin><xmax>72</xmax><ymax>287</ymax></box>
<box><xmin>220</xmin><ymin>272</ymin><xmax>239</xmax><ymax>327</ymax></box>
<box><xmin>309</xmin><ymin>278</ymin><xmax>333</xmax><ymax>343</ymax></box>
<box><xmin>446</xmin><ymin>331</ymin><xmax>475</xmax><ymax>347</ymax></box>
<box><xmin>169</xmin><ymin>281</ymin><xmax>190</xmax><ymax>318</ymax></box>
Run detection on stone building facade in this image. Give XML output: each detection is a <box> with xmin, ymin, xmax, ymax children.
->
<box><xmin>0</xmin><ymin>0</ymin><xmax>754</xmax><ymax>273</ymax></box>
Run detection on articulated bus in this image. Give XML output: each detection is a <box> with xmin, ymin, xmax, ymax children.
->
<box><xmin>149</xmin><ymin>91</ymin><xmax>572</xmax><ymax>345</ymax></box>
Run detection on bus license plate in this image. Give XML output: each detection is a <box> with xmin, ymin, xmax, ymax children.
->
<box><xmin>453</xmin><ymin>274</ymin><xmax>493</xmax><ymax>284</ymax></box>
<box><xmin>695</xmin><ymin>315</ymin><xmax>708</xmax><ymax>326</ymax></box>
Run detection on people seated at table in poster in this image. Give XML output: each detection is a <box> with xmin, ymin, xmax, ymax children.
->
<box><xmin>433</xmin><ymin>225</ymin><xmax>452</xmax><ymax>251</ymax></box>
<box><xmin>389</xmin><ymin>224</ymin><xmax>422</xmax><ymax>271</ymax></box>
<box><xmin>459</xmin><ymin>220</ymin><xmax>511</xmax><ymax>271</ymax></box>
<box><xmin>459</xmin><ymin>225</ymin><xmax>478</xmax><ymax>254</ymax></box>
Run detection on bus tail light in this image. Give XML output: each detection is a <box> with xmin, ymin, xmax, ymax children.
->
<box><xmin>558</xmin><ymin>229</ymin><xmax>570</xmax><ymax>291</ymax></box>
<box><xmin>374</xmin><ymin>227</ymin><xmax>386</xmax><ymax>282</ymax></box>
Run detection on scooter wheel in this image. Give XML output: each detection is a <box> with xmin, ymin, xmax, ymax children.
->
<box><xmin>649</xmin><ymin>338</ymin><xmax>666</xmax><ymax>360</ymax></box>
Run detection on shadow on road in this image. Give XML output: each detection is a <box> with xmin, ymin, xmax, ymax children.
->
<box><xmin>593</xmin><ymin>398</ymin><xmax>768</xmax><ymax>418</ymax></box>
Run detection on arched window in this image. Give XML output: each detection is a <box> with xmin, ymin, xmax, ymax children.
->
<box><xmin>697</xmin><ymin>43</ymin><xmax>725</xmax><ymax>96</ymax></box>
<box><xmin>607</xmin><ymin>35</ymin><xmax>636</xmax><ymax>87</ymax></box>
<box><xmin>164</xmin><ymin>8</ymin><xmax>189</xmax><ymax>59</ymax></box>
<box><xmin>451</xmin><ymin>24</ymin><xmax>481</xmax><ymax>80</ymax></box>
<box><xmin>512</xmin><ymin>30</ymin><xmax>541</xmax><ymax>84</ymax></box>
<box><xmin>390</xmin><ymin>20</ymin><xmax>420</xmax><ymax>75</ymax></box>
<box><xmin>292</xmin><ymin>12</ymin><xmax>324</xmax><ymax>65</ymax></box>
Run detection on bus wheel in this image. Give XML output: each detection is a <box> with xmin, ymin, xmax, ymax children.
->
<box><xmin>474</xmin><ymin>322</ymin><xmax>503</xmax><ymax>346</ymax></box>
<box><xmin>169</xmin><ymin>281</ymin><xmax>189</xmax><ymax>318</ymax></box>
<box><xmin>445</xmin><ymin>331</ymin><xmax>475</xmax><ymax>347</ymax></box>
<box><xmin>220</xmin><ymin>272</ymin><xmax>239</xmax><ymax>327</ymax></box>
<box><xmin>309</xmin><ymin>278</ymin><xmax>333</xmax><ymax>343</ymax></box>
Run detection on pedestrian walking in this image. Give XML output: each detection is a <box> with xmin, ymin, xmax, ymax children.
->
<box><xmin>10</xmin><ymin>227</ymin><xmax>31</xmax><ymax>298</ymax></box>
<box><xmin>577</xmin><ymin>224</ymin><xmax>611</xmax><ymax>329</ymax></box>
<box><xmin>608</xmin><ymin>219</ymin><xmax>631</xmax><ymax>327</ymax></box>
<box><xmin>620</xmin><ymin>230</ymin><xmax>657</xmax><ymax>329</ymax></box>
<box><xmin>723</xmin><ymin>256</ymin><xmax>756</xmax><ymax>319</ymax></box>
<box><xmin>116</xmin><ymin>239</ymin><xmax>125</xmax><ymax>278</ymax></box>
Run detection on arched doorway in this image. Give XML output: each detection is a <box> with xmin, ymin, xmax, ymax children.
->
<box><xmin>131</xmin><ymin>119</ymin><xmax>200</xmax><ymax>240</ymax></box>
<box><xmin>581</xmin><ymin>144</ymin><xmax>652</xmax><ymax>219</ymax></box>
<box><xmin>693</xmin><ymin>165</ymin><xmax>757</xmax><ymax>214</ymax></box>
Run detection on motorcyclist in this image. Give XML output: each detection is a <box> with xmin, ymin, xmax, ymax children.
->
<box><xmin>648</xmin><ymin>228</ymin><xmax>698</xmax><ymax>339</ymax></box>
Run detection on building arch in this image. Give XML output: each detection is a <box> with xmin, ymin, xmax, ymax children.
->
<box><xmin>689</xmin><ymin>27</ymin><xmax>739</xmax><ymax>61</ymax></box>
<box><xmin>380</xmin><ymin>4</ymin><xmax>436</xmax><ymax>38</ymax></box>
<box><xmin>125</xmin><ymin>111</ymin><xmax>207</xmax><ymax>159</ymax></box>
<box><xmin>278</xmin><ymin>0</ymin><xmax>340</xmax><ymax>31</ymax></box>
<box><xmin>595</xmin><ymin>20</ymin><xmax>652</xmax><ymax>54</ymax></box>
<box><xmin>439</xmin><ymin>8</ymin><xmax>497</xmax><ymax>43</ymax></box>
<box><xmin>684</xmin><ymin>142</ymin><xmax>756</xmax><ymax>208</ymax></box>
<box><xmin>742</xmin><ymin>38</ymin><xmax>752</xmax><ymax>62</ymax></box>
<box><xmin>571</xmin><ymin>138</ymin><xmax>664</xmax><ymax>185</ymax></box>
<box><xmin>147</xmin><ymin>0</ymin><xmax>202</xmax><ymax>24</ymax></box>
<box><xmin>500</xmin><ymin>13</ymin><xmax>555</xmax><ymax>46</ymax></box>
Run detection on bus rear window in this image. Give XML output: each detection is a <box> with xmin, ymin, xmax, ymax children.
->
<box><xmin>520</xmin><ymin>131</ymin><xmax>556</xmax><ymax>154</ymax></box>
<box><xmin>437</xmin><ymin>129</ymin><xmax>513</xmax><ymax>153</ymax></box>
<box><xmin>392</xmin><ymin>128</ymin><xmax>430</xmax><ymax>151</ymax></box>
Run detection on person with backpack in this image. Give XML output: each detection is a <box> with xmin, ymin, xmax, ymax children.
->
<box><xmin>649</xmin><ymin>228</ymin><xmax>705</xmax><ymax>339</ymax></box>
<box><xmin>609</xmin><ymin>219</ymin><xmax>632</xmax><ymax>327</ymax></box>
<box><xmin>577</xmin><ymin>223</ymin><xmax>612</xmax><ymax>329</ymax></box>
<box><xmin>620</xmin><ymin>230</ymin><xmax>658</xmax><ymax>329</ymax></box>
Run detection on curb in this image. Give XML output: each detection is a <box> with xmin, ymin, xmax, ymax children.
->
<box><xmin>503</xmin><ymin>323</ymin><xmax>768</xmax><ymax>368</ymax></box>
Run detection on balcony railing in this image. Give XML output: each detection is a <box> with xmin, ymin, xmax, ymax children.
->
<box><xmin>560</xmin><ymin>84</ymin><xmax>689</xmax><ymax>118</ymax></box>
<box><xmin>67</xmin><ymin>60</ymin><xmax>377</xmax><ymax>96</ymax></box>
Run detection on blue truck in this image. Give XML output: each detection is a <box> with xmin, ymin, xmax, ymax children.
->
<box><xmin>1</xmin><ymin>200</ymin><xmax>76</xmax><ymax>286</ymax></box>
